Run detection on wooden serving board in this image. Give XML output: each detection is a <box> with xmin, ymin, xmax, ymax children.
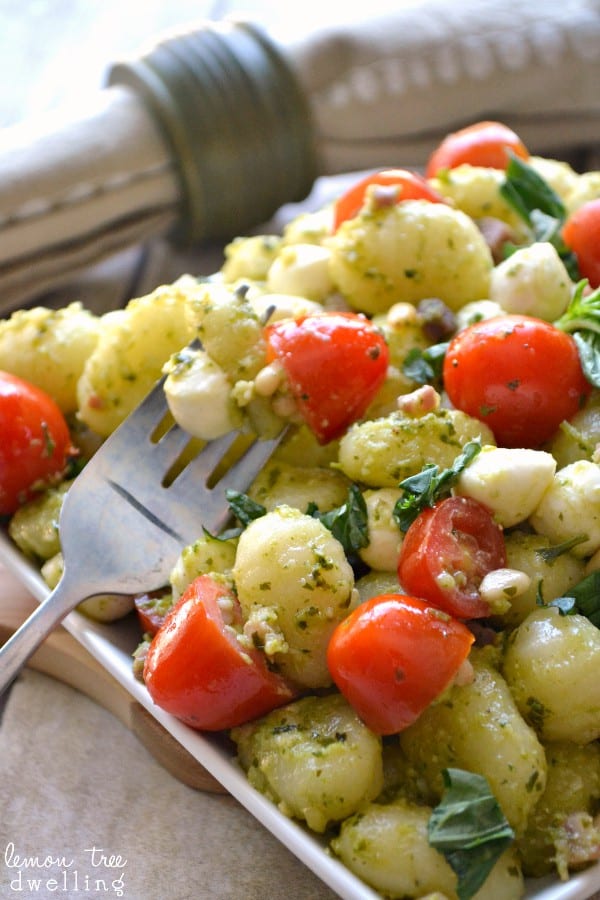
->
<box><xmin>0</xmin><ymin>567</ymin><xmax>226</xmax><ymax>794</ymax></box>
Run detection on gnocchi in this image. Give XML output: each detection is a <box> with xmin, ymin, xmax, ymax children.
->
<box><xmin>4</xmin><ymin>125</ymin><xmax>600</xmax><ymax>900</ymax></box>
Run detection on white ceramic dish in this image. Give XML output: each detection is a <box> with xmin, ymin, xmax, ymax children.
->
<box><xmin>1</xmin><ymin>531</ymin><xmax>599</xmax><ymax>900</ymax></box>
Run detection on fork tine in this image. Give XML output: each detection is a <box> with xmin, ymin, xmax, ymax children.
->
<box><xmin>170</xmin><ymin>431</ymin><xmax>276</xmax><ymax>498</ymax></box>
<box><xmin>150</xmin><ymin>423</ymin><xmax>196</xmax><ymax>471</ymax></box>
<box><xmin>217</xmin><ymin>433</ymin><xmax>285</xmax><ymax>494</ymax></box>
<box><xmin>172</xmin><ymin>430</ymin><xmax>241</xmax><ymax>487</ymax></box>
<box><xmin>101</xmin><ymin>376</ymin><xmax>169</xmax><ymax>452</ymax></box>
<box><xmin>162</xmin><ymin>430</ymin><xmax>285</xmax><ymax>539</ymax></box>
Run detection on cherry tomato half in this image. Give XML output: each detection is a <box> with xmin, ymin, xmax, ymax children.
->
<box><xmin>332</xmin><ymin>169</ymin><xmax>446</xmax><ymax>231</ymax></box>
<box><xmin>443</xmin><ymin>314</ymin><xmax>591</xmax><ymax>448</ymax></box>
<box><xmin>397</xmin><ymin>496</ymin><xmax>506</xmax><ymax>620</ymax></box>
<box><xmin>134</xmin><ymin>591</ymin><xmax>174</xmax><ymax>636</ymax></box>
<box><xmin>143</xmin><ymin>575</ymin><xmax>296</xmax><ymax>731</ymax></box>
<box><xmin>327</xmin><ymin>592</ymin><xmax>474</xmax><ymax>734</ymax></box>
<box><xmin>425</xmin><ymin>120</ymin><xmax>529</xmax><ymax>178</ymax></box>
<box><xmin>0</xmin><ymin>371</ymin><xmax>74</xmax><ymax>516</ymax></box>
<box><xmin>563</xmin><ymin>198</ymin><xmax>600</xmax><ymax>288</ymax></box>
<box><xmin>265</xmin><ymin>312</ymin><xmax>389</xmax><ymax>444</ymax></box>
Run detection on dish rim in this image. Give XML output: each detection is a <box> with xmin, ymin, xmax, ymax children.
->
<box><xmin>1</xmin><ymin>532</ymin><xmax>599</xmax><ymax>900</ymax></box>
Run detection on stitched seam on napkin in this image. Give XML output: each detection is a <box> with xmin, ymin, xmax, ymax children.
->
<box><xmin>0</xmin><ymin>161</ymin><xmax>175</xmax><ymax>230</ymax></box>
<box><xmin>308</xmin><ymin>13</ymin><xmax>599</xmax><ymax>110</ymax></box>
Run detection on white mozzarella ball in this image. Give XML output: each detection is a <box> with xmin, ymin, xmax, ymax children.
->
<box><xmin>529</xmin><ymin>460</ymin><xmax>600</xmax><ymax>557</ymax></box>
<box><xmin>267</xmin><ymin>243</ymin><xmax>335</xmax><ymax>301</ymax></box>
<box><xmin>454</xmin><ymin>445</ymin><xmax>556</xmax><ymax>528</ymax></box>
<box><xmin>248</xmin><ymin>292</ymin><xmax>323</xmax><ymax>324</ymax></box>
<box><xmin>359</xmin><ymin>488</ymin><xmax>404</xmax><ymax>572</ymax></box>
<box><xmin>489</xmin><ymin>242</ymin><xmax>572</xmax><ymax>321</ymax></box>
<box><xmin>163</xmin><ymin>346</ymin><xmax>239</xmax><ymax>440</ymax></box>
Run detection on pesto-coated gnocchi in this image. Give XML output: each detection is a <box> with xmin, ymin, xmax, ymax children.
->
<box><xmin>169</xmin><ymin>532</ymin><xmax>238</xmax><ymax>602</ymax></box>
<box><xmin>248</xmin><ymin>459</ymin><xmax>350</xmax><ymax>513</ymax></box>
<box><xmin>399</xmin><ymin>649</ymin><xmax>547</xmax><ymax>836</ymax></box>
<box><xmin>430</xmin><ymin>164</ymin><xmax>526</xmax><ymax>234</ymax></box>
<box><xmin>4</xmin><ymin>127</ymin><xmax>600</xmax><ymax>900</ymax></box>
<box><xmin>332</xmin><ymin>797</ymin><xmax>525</xmax><ymax>900</ymax></box>
<box><xmin>0</xmin><ymin>302</ymin><xmax>101</xmax><ymax>413</ymax></box>
<box><xmin>338</xmin><ymin>408</ymin><xmax>494</xmax><ymax>487</ymax></box>
<box><xmin>327</xmin><ymin>200</ymin><xmax>493</xmax><ymax>315</ymax></box>
<box><xmin>502</xmin><ymin>606</ymin><xmax>600</xmax><ymax>744</ymax></box>
<box><xmin>232</xmin><ymin>693</ymin><xmax>383</xmax><ymax>833</ymax></box>
<box><xmin>497</xmin><ymin>531</ymin><xmax>586</xmax><ymax>628</ymax></box>
<box><xmin>516</xmin><ymin>741</ymin><xmax>600</xmax><ymax>879</ymax></box>
<box><xmin>77</xmin><ymin>280</ymin><xmax>196</xmax><ymax>436</ymax></box>
<box><xmin>8</xmin><ymin>481</ymin><xmax>69</xmax><ymax>561</ymax></box>
<box><xmin>232</xmin><ymin>506</ymin><xmax>355</xmax><ymax>688</ymax></box>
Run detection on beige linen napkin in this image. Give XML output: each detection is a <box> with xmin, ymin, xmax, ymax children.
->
<box><xmin>0</xmin><ymin>0</ymin><xmax>597</xmax><ymax>312</ymax></box>
<box><xmin>290</xmin><ymin>0</ymin><xmax>600</xmax><ymax>172</ymax></box>
<box><xmin>0</xmin><ymin>670</ymin><xmax>337</xmax><ymax>900</ymax></box>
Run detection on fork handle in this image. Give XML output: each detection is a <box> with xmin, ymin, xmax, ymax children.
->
<box><xmin>0</xmin><ymin>572</ymin><xmax>86</xmax><ymax>694</ymax></box>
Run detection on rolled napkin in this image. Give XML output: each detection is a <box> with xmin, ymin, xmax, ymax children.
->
<box><xmin>291</xmin><ymin>0</ymin><xmax>600</xmax><ymax>172</ymax></box>
<box><xmin>0</xmin><ymin>0</ymin><xmax>598</xmax><ymax>311</ymax></box>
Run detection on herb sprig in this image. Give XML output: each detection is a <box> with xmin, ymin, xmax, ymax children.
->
<box><xmin>428</xmin><ymin>768</ymin><xmax>515</xmax><ymax>900</ymax></box>
<box><xmin>542</xmin><ymin>569</ymin><xmax>600</xmax><ymax>627</ymax></box>
<box><xmin>307</xmin><ymin>483</ymin><xmax>369</xmax><ymax>556</ymax></box>
<box><xmin>499</xmin><ymin>154</ymin><xmax>579</xmax><ymax>279</ymax></box>
<box><xmin>402</xmin><ymin>341</ymin><xmax>449</xmax><ymax>386</ymax></box>
<box><xmin>226</xmin><ymin>484</ymin><xmax>369</xmax><ymax>559</ymax></box>
<box><xmin>392</xmin><ymin>440</ymin><xmax>482</xmax><ymax>532</ymax></box>
<box><xmin>554</xmin><ymin>280</ymin><xmax>600</xmax><ymax>387</ymax></box>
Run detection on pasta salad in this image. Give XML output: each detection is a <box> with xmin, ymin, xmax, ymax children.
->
<box><xmin>2</xmin><ymin>120</ymin><xmax>600</xmax><ymax>899</ymax></box>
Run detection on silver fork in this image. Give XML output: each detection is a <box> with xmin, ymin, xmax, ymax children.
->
<box><xmin>0</xmin><ymin>376</ymin><xmax>284</xmax><ymax>694</ymax></box>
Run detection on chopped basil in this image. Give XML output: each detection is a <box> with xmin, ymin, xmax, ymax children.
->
<box><xmin>428</xmin><ymin>768</ymin><xmax>514</xmax><ymax>900</ymax></box>
<box><xmin>500</xmin><ymin>155</ymin><xmax>566</xmax><ymax>222</ymax></box>
<box><xmin>499</xmin><ymin>155</ymin><xmax>579</xmax><ymax>280</ymax></box>
<box><xmin>546</xmin><ymin>569</ymin><xmax>600</xmax><ymax>627</ymax></box>
<box><xmin>555</xmin><ymin>280</ymin><xmax>600</xmax><ymax>388</ymax></box>
<box><xmin>402</xmin><ymin>342</ymin><xmax>448</xmax><ymax>386</ymax></box>
<box><xmin>226</xmin><ymin>484</ymin><xmax>369</xmax><ymax>558</ymax></box>
<box><xmin>226</xmin><ymin>489</ymin><xmax>267</xmax><ymax>529</ymax></box>
<box><xmin>392</xmin><ymin>440</ymin><xmax>482</xmax><ymax>531</ymax></box>
<box><xmin>308</xmin><ymin>483</ymin><xmax>369</xmax><ymax>556</ymax></box>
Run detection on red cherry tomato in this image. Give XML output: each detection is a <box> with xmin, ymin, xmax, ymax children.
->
<box><xmin>143</xmin><ymin>575</ymin><xmax>296</xmax><ymax>731</ymax></box>
<box><xmin>563</xmin><ymin>198</ymin><xmax>600</xmax><ymax>288</ymax></box>
<box><xmin>443</xmin><ymin>314</ymin><xmax>591</xmax><ymax>448</ymax></box>
<box><xmin>327</xmin><ymin>592</ymin><xmax>474</xmax><ymax>735</ymax></box>
<box><xmin>265</xmin><ymin>312</ymin><xmax>389</xmax><ymax>444</ymax></box>
<box><xmin>397</xmin><ymin>496</ymin><xmax>506</xmax><ymax>620</ymax></box>
<box><xmin>0</xmin><ymin>371</ymin><xmax>74</xmax><ymax>516</ymax></box>
<box><xmin>425</xmin><ymin>120</ymin><xmax>529</xmax><ymax>178</ymax></box>
<box><xmin>134</xmin><ymin>591</ymin><xmax>173</xmax><ymax>636</ymax></box>
<box><xmin>332</xmin><ymin>168</ymin><xmax>446</xmax><ymax>231</ymax></box>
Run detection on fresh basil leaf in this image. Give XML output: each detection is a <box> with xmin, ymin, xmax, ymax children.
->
<box><xmin>554</xmin><ymin>281</ymin><xmax>600</xmax><ymax>385</ymax></box>
<box><xmin>556</xmin><ymin>280</ymin><xmax>600</xmax><ymax>331</ymax></box>
<box><xmin>528</xmin><ymin>211</ymin><xmax>580</xmax><ymax>281</ymax></box>
<box><xmin>573</xmin><ymin>331</ymin><xmax>600</xmax><ymax>388</ymax></box>
<box><xmin>550</xmin><ymin>569</ymin><xmax>600</xmax><ymax>627</ymax></box>
<box><xmin>428</xmin><ymin>768</ymin><xmax>514</xmax><ymax>900</ymax></box>
<box><xmin>402</xmin><ymin>342</ymin><xmax>449</xmax><ymax>385</ymax></box>
<box><xmin>499</xmin><ymin>155</ymin><xmax>580</xmax><ymax>279</ymax></box>
<box><xmin>311</xmin><ymin>484</ymin><xmax>369</xmax><ymax>555</ymax></box>
<box><xmin>226</xmin><ymin>490</ymin><xmax>267</xmax><ymax>527</ymax></box>
<box><xmin>393</xmin><ymin>440</ymin><xmax>482</xmax><ymax>531</ymax></box>
<box><xmin>500</xmin><ymin>155</ymin><xmax>566</xmax><ymax>223</ymax></box>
